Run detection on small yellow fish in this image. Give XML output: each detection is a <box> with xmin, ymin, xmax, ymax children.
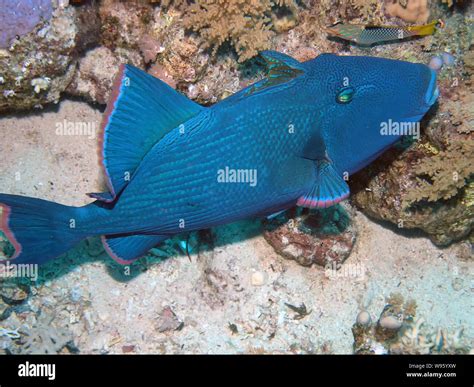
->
<box><xmin>325</xmin><ymin>20</ymin><xmax>443</xmax><ymax>46</ymax></box>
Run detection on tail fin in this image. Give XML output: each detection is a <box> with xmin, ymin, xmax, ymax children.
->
<box><xmin>0</xmin><ymin>194</ymin><xmax>89</xmax><ymax>265</ymax></box>
<box><xmin>406</xmin><ymin>20</ymin><xmax>438</xmax><ymax>37</ymax></box>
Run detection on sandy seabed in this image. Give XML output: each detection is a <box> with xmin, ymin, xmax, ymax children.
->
<box><xmin>0</xmin><ymin>99</ymin><xmax>472</xmax><ymax>354</ymax></box>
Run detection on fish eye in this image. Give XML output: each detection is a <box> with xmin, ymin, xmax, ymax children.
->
<box><xmin>336</xmin><ymin>86</ymin><xmax>355</xmax><ymax>104</ymax></box>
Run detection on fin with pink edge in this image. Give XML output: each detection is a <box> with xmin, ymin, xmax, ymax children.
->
<box><xmin>91</xmin><ymin>64</ymin><xmax>204</xmax><ymax>203</ymax></box>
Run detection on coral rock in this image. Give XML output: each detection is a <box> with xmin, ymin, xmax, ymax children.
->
<box><xmin>263</xmin><ymin>205</ymin><xmax>357</xmax><ymax>267</ymax></box>
<box><xmin>66</xmin><ymin>46</ymin><xmax>119</xmax><ymax>105</ymax></box>
<box><xmin>352</xmin><ymin>61</ymin><xmax>474</xmax><ymax>246</ymax></box>
<box><xmin>0</xmin><ymin>0</ymin><xmax>53</xmax><ymax>49</ymax></box>
<box><xmin>0</xmin><ymin>3</ymin><xmax>99</xmax><ymax>113</ymax></box>
<box><xmin>385</xmin><ymin>0</ymin><xmax>430</xmax><ymax>24</ymax></box>
<box><xmin>352</xmin><ymin>148</ymin><xmax>473</xmax><ymax>246</ymax></box>
<box><xmin>148</xmin><ymin>63</ymin><xmax>177</xmax><ymax>89</ymax></box>
<box><xmin>155</xmin><ymin>306</ymin><xmax>183</xmax><ymax>333</ymax></box>
<box><xmin>183</xmin><ymin>0</ymin><xmax>294</xmax><ymax>62</ymax></box>
<box><xmin>99</xmin><ymin>0</ymin><xmax>153</xmax><ymax>52</ymax></box>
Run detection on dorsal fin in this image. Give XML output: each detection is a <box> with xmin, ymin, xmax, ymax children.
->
<box><xmin>260</xmin><ymin>50</ymin><xmax>305</xmax><ymax>70</ymax></box>
<box><xmin>92</xmin><ymin>64</ymin><xmax>204</xmax><ymax>202</ymax></box>
<box><xmin>245</xmin><ymin>51</ymin><xmax>305</xmax><ymax>96</ymax></box>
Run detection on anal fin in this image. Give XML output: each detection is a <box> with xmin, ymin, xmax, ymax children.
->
<box><xmin>102</xmin><ymin>234</ymin><xmax>169</xmax><ymax>265</ymax></box>
<box><xmin>297</xmin><ymin>160</ymin><xmax>350</xmax><ymax>209</ymax></box>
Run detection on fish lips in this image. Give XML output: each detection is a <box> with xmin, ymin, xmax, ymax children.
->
<box><xmin>424</xmin><ymin>68</ymin><xmax>440</xmax><ymax>107</ymax></box>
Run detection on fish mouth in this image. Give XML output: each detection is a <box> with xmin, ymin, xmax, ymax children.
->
<box><xmin>424</xmin><ymin>68</ymin><xmax>440</xmax><ymax>107</ymax></box>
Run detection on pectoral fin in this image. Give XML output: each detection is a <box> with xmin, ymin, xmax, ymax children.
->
<box><xmin>297</xmin><ymin>159</ymin><xmax>350</xmax><ymax>208</ymax></box>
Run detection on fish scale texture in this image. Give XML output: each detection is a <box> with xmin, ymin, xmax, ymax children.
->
<box><xmin>105</xmin><ymin>102</ymin><xmax>317</xmax><ymax>235</ymax></box>
<box><xmin>0</xmin><ymin>52</ymin><xmax>438</xmax><ymax>265</ymax></box>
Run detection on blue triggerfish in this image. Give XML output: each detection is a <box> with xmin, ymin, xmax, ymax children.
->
<box><xmin>0</xmin><ymin>51</ymin><xmax>439</xmax><ymax>265</ymax></box>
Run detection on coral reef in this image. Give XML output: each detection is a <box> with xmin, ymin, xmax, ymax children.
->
<box><xmin>67</xmin><ymin>46</ymin><xmax>128</xmax><ymax>105</ymax></box>
<box><xmin>350</xmin><ymin>0</ymin><xmax>385</xmax><ymax>23</ymax></box>
<box><xmin>352</xmin><ymin>293</ymin><xmax>472</xmax><ymax>354</ymax></box>
<box><xmin>99</xmin><ymin>0</ymin><xmax>153</xmax><ymax>52</ymax></box>
<box><xmin>11</xmin><ymin>313</ymin><xmax>76</xmax><ymax>354</ymax></box>
<box><xmin>404</xmin><ymin>140</ymin><xmax>474</xmax><ymax>204</ymax></box>
<box><xmin>391</xmin><ymin>317</ymin><xmax>470</xmax><ymax>354</ymax></box>
<box><xmin>351</xmin><ymin>4</ymin><xmax>474</xmax><ymax>246</ymax></box>
<box><xmin>352</xmin><ymin>143</ymin><xmax>473</xmax><ymax>246</ymax></box>
<box><xmin>69</xmin><ymin>0</ymin><xmax>457</xmax><ymax>108</ymax></box>
<box><xmin>262</xmin><ymin>204</ymin><xmax>357</xmax><ymax>267</ymax></box>
<box><xmin>352</xmin><ymin>60</ymin><xmax>474</xmax><ymax>246</ymax></box>
<box><xmin>66</xmin><ymin>1</ymin><xmax>245</xmax><ymax>105</ymax></box>
<box><xmin>0</xmin><ymin>0</ymin><xmax>53</xmax><ymax>49</ymax></box>
<box><xmin>0</xmin><ymin>277</ymin><xmax>31</xmax><ymax>327</ymax></box>
<box><xmin>385</xmin><ymin>0</ymin><xmax>430</xmax><ymax>24</ymax></box>
<box><xmin>183</xmin><ymin>0</ymin><xmax>297</xmax><ymax>62</ymax></box>
<box><xmin>0</xmin><ymin>2</ymin><xmax>99</xmax><ymax>113</ymax></box>
<box><xmin>0</xmin><ymin>0</ymin><xmax>472</xmax><ymax>355</ymax></box>
<box><xmin>353</xmin><ymin>174</ymin><xmax>472</xmax><ymax>248</ymax></box>
<box><xmin>66</xmin><ymin>1</ymin><xmax>148</xmax><ymax>102</ymax></box>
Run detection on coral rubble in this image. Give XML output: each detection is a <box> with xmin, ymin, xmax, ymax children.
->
<box><xmin>183</xmin><ymin>0</ymin><xmax>297</xmax><ymax>62</ymax></box>
<box><xmin>385</xmin><ymin>0</ymin><xmax>430</xmax><ymax>24</ymax></box>
<box><xmin>352</xmin><ymin>293</ymin><xmax>472</xmax><ymax>354</ymax></box>
<box><xmin>0</xmin><ymin>0</ymin><xmax>53</xmax><ymax>49</ymax></box>
<box><xmin>0</xmin><ymin>2</ymin><xmax>99</xmax><ymax>113</ymax></box>
<box><xmin>263</xmin><ymin>205</ymin><xmax>357</xmax><ymax>267</ymax></box>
